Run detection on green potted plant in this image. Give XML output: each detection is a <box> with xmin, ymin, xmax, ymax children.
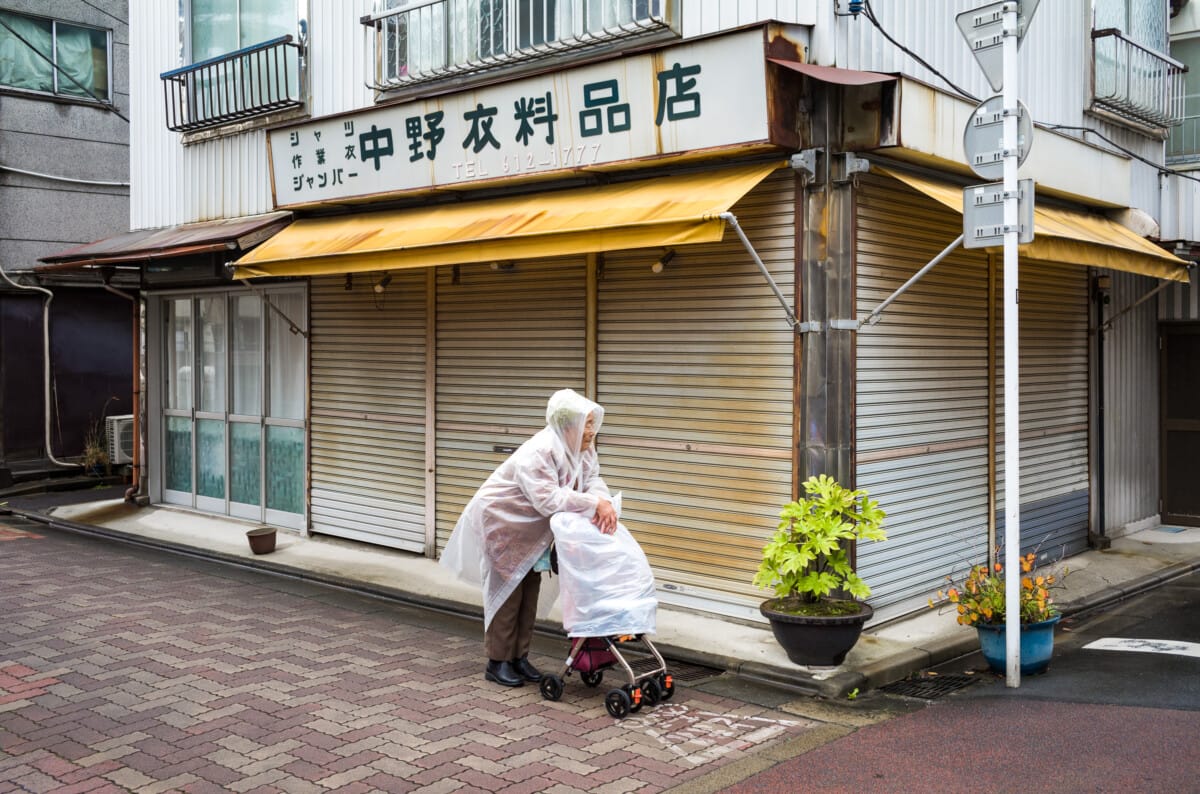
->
<box><xmin>753</xmin><ymin>474</ymin><xmax>887</xmax><ymax>666</ymax></box>
<box><xmin>930</xmin><ymin>550</ymin><xmax>1069</xmax><ymax>675</ymax></box>
<box><xmin>81</xmin><ymin>420</ymin><xmax>110</xmax><ymax>476</ymax></box>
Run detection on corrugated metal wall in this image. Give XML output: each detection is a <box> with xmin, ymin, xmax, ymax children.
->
<box><xmin>1160</xmin><ymin>274</ymin><xmax>1200</xmax><ymax>321</ymax></box>
<box><xmin>309</xmin><ymin>272</ymin><xmax>428</xmax><ymax>552</ymax></box>
<box><xmin>433</xmin><ymin>258</ymin><xmax>588</xmax><ymax>549</ymax></box>
<box><xmin>595</xmin><ymin>170</ymin><xmax>796</xmax><ymax>604</ymax></box>
<box><xmin>685</xmin><ymin>0</ymin><xmax>809</xmax><ymax>36</ymax></box>
<box><xmin>130</xmin><ymin>0</ymin><xmax>372</xmax><ymax>229</ymax></box>
<box><xmin>1162</xmin><ymin>174</ymin><xmax>1200</xmax><ymax>244</ymax></box>
<box><xmin>854</xmin><ymin>173</ymin><xmax>991</xmax><ymax>615</ymax></box>
<box><xmin>830</xmin><ymin>0</ymin><xmax>1086</xmax><ymax>128</ymax></box>
<box><xmin>1102</xmin><ymin>270</ymin><xmax>1161</xmax><ymax>533</ymax></box>
<box><xmin>826</xmin><ymin>0</ymin><xmax>1167</xmax><ymax>217</ymax></box>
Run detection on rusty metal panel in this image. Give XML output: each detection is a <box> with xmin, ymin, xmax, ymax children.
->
<box><xmin>309</xmin><ymin>272</ymin><xmax>428</xmax><ymax>552</ymax></box>
<box><xmin>854</xmin><ymin>172</ymin><xmax>991</xmax><ymax>618</ymax></box>
<box><xmin>434</xmin><ymin>258</ymin><xmax>588</xmax><ymax>551</ymax></box>
<box><xmin>39</xmin><ymin>213</ymin><xmax>290</xmax><ymax>266</ymax></box>
<box><xmin>595</xmin><ymin>169</ymin><xmax>796</xmax><ymax>608</ymax></box>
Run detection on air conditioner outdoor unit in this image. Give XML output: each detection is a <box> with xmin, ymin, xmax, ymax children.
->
<box><xmin>106</xmin><ymin>414</ymin><xmax>135</xmax><ymax>464</ymax></box>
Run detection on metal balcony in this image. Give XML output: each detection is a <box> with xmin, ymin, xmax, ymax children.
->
<box><xmin>161</xmin><ymin>35</ymin><xmax>305</xmax><ymax>133</ymax></box>
<box><xmin>1092</xmin><ymin>28</ymin><xmax>1187</xmax><ymax>129</ymax></box>
<box><xmin>362</xmin><ymin>0</ymin><xmax>677</xmax><ymax>91</ymax></box>
<box><xmin>1167</xmin><ymin>93</ymin><xmax>1200</xmax><ymax>164</ymax></box>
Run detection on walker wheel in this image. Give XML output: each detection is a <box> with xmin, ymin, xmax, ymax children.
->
<box><xmin>581</xmin><ymin>670</ymin><xmax>603</xmax><ymax>688</ymax></box>
<box><xmin>605</xmin><ymin>688</ymin><xmax>632</xmax><ymax>719</ymax></box>
<box><xmin>658</xmin><ymin>673</ymin><xmax>675</xmax><ymax>701</ymax></box>
<box><xmin>639</xmin><ymin>677</ymin><xmax>662</xmax><ymax>707</ymax></box>
<box><xmin>624</xmin><ymin>683</ymin><xmax>643</xmax><ymax>713</ymax></box>
<box><xmin>540</xmin><ymin>675</ymin><xmax>564</xmax><ymax>701</ymax></box>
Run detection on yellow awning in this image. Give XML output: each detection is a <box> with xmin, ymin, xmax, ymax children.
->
<box><xmin>234</xmin><ymin>162</ymin><xmax>782</xmax><ymax>278</ymax></box>
<box><xmin>877</xmin><ymin>167</ymin><xmax>1191</xmax><ymax>282</ymax></box>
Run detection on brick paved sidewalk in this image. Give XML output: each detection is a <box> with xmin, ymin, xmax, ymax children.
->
<box><xmin>0</xmin><ymin>520</ymin><xmax>820</xmax><ymax>793</ymax></box>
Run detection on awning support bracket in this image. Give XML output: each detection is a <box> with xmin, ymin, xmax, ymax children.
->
<box><xmin>237</xmin><ymin>278</ymin><xmax>309</xmax><ymax>338</ymax></box>
<box><xmin>718</xmin><ymin>211</ymin><xmax>799</xmax><ymax>331</ymax></box>
<box><xmin>1100</xmin><ymin>262</ymin><xmax>1196</xmax><ymax>332</ymax></box>
<box><xmin>834</xmin><ymin>233</ymin><xmax>965</xmax><ymax>331</ymax></box>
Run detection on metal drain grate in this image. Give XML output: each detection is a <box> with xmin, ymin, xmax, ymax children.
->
<box><xmin>881</xmin><ymin>673</ymin><xmax>980</xmax><ymax>700</ymax></box>
<box><xmin>620</xmin><ymin>652</ymin><xmax>723</xmax><ymax>683</ymax></box>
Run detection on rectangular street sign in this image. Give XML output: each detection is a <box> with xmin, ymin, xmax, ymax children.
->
<box><xmin>963</xmin><ymin>180</ymin><xmax>1034</xmax><ymax>248</ymax></box>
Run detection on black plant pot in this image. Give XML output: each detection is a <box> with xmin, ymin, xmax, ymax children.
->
<box><xmin>760</xmin><ymin>598</ymin><xmax>874</xmax><ymax>667</ymax></box>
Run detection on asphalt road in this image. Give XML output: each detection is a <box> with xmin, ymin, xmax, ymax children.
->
<box><xmin>709</xmin><ymin>572</ymin><xmax>1200</xmax><ymax>794</ymax></box>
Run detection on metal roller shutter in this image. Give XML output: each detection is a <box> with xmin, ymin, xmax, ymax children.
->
<box><xmin>434</xmin><ymin>258</ymin><xmax>587</xmax><ymax>549</ymax></box>
<box><xmin>854</xmin><ymin>173</ymin><xmax>992</xmax><ymax>616</ymax></box>
<box><xmin>309</xmin><ymin>273</ymin><xmax>428</xmax><ymax>551</ymax></box>
<box><xmin>595</xmin><ymin>170</ymin><xmax>796</xmax><ymax>612</ymax></box>
<box><xmin>996</xmin><ymin>260</ymin><xmax>1091</xmax><ymax>559</ymax></box>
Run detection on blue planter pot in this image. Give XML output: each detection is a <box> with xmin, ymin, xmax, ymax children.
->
<box><xmin>975</xmin><ymin>615</ymin><xmax>1060</xmax><ymax>675</ymax></box>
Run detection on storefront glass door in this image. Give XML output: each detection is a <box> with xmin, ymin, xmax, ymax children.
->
<box><xmin>157</xmin><ymin>286</ymin><xmax>306</xmax><ymax>529</ymax></box>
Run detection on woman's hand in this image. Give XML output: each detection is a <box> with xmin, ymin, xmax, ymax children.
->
<box><xmin>593</xmin><ymin>498</ymin><xmax>618</xmax><ymax>535</ymax></box>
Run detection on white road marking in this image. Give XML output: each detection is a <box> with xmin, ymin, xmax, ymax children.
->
<box><xmin>1083</xmin><ymin>637</ymin><xmax>1200</xmax><ymax>658</ymax></box>
<box><xmin>628</xmin><ymin>703</ymin><xmax>809</xmax><ymax>766</ymax></box>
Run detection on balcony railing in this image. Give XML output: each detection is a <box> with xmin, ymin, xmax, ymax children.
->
<box><xmin>161</xmin><ymin>35</ymin><xmax>305</xmax><ymax>133</ymax></box>
<box><xmin>362</xmin><ymin>0</ymin><xmax>677</xmax><ymax>91</ymax></box>
<box><xmin>1167</xmin><ymin>93</ymin><xmax>1200</xmax><ymax>163</ymax></box>
<box><xmin>1091</xmin><ymin>28</ymin><xmax>1187</xmax><ymax>128</ymax></box>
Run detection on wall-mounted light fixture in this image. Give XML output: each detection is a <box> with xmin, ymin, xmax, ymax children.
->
<box><xmin>374</xmin><ymin>273</ymin><xmax>393</xmax><ymax>294</ymax></box>
<box><xmin>344</xmin><ymin>273</ymin><xmax>353</xmax><ymax>291</ymax></box>
<box><xmin>651</xmin><ymin>249</ymin><xmax>676</xmax><ymax>274</ymax></box>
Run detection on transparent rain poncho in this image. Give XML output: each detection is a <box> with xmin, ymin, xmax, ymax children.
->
<box><xmin>441</xmin><ymin>389</ymin><xmax>611</xmax><ymax>630</ymax></box>
<box><xmin>550</xmin><ymin>495</ymin><xmax>658</xmax><ymax>637</ymax></box>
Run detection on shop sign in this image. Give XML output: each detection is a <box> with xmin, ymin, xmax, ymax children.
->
<box><xmin>269</xmin><ymin>28</ymin><xmax>770</xmax><ymax>207</ymax></box>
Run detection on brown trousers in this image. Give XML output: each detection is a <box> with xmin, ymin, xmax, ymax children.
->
<box><xmin>484</xmin><ymin>569</ymin><xmax>541</xmax><ymax>661</ymax></box>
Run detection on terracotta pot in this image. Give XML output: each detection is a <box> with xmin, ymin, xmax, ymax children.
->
<box><xmin>246</xmin><ymin>527</ymin><xmax>277</xmax><ymax>555</ymax></box>
<box><xmin>760</xmin><ymin>598</ymin><xmax>874</xmax><ymax>667</ymax></box>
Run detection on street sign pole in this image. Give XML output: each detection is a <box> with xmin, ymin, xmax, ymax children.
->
<box><xmin>1001</xmin><ymin>1</ymin><xmax>1022</xmax><ymax>689</ymax></box>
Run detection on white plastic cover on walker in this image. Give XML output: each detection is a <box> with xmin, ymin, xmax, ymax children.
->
<box><xmin>551</xmin><ymin>495</ymin><xmax>657</xmax><ymax>638</ymax></box>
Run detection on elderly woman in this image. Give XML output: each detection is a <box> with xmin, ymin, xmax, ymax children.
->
<box><xmin>441</xmin><ymin>389</ymin><xmax>618</xmax><ymax>687</ymax></box>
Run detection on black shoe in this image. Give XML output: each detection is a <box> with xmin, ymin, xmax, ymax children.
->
<box><xmin>485</xmin><ymin>659</ymin><xmax>524</xmax><ymax>687</ymax></box>
<box><xmin>512</xmin><ymin>655</ymin><xmax>542</xmax><ymax>682</ymax></box>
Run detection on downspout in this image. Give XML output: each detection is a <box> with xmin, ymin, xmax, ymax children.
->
<box><xmin>102</xmin><ymin>283</ymin><xmax>143</xmax><ymax>503</ymax></box>
<box><xmin>0</xmin><ymin>269</ymin><xmax>78</xmax><ymax>467</ymax></box>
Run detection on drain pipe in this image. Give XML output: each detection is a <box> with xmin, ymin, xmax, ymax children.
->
<box><xmin>0</xmin><ymin>268</ymin><xmax>78</xmax><ymax>467</ymax></box>
<box><xmin>102</xmin><ymin>283</ymin><xmax>143</xmax><ymax>503</ymax></box>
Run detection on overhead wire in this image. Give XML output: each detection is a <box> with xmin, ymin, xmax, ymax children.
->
<box><xmin>856</xmin><ymin>0</ymin><xmax>1200</xmax><ymax>188</ymax></box>
<box><xmin>860</xmin><ymin>0</ymin><xmax>979</xmax><ymax>102</ymax></box>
